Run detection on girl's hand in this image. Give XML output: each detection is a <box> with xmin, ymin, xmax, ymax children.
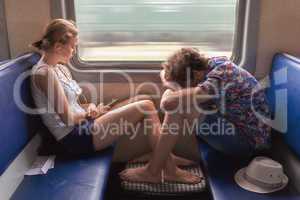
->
<box><xmin>160</xmin><ymin>70</ymin><xmax>181</xmax><ymax>91</ymax></box>
<box><xmin>86</xmin><ymin>103</ymin><xmax>99</xmax><ymax>119</ymax></box>
<box><xmin>96</xmin><ymin>103</ymin><xmax>111</xmax><ymax>116</ymax></box>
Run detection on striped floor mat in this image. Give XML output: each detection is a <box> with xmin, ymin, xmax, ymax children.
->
<box><xmin>121</xmin><ymin>162</ymin><xmax>206</xmax><ymax>195</ymax></box>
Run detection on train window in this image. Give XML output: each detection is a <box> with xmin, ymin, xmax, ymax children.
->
<box><xmin>73</xmin><ymin>0</ymin><xmax>238</xmax><ymax>64</ymax></box>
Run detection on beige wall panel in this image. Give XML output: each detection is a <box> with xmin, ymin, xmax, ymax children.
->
<box><xmin>255</xmin><ymin>0</ymin><xmax>300</xmax><ymax>79</ymax></box>
<box><xmin>5</xmin><ymin>0</ymin><xmax>51</xmax><ymax>57</ymax></box>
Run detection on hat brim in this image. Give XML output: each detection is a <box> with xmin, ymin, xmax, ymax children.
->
<box><xmin>234</xmin><ymin>168</ymin><xmax>289</xmax><ymax>194</ymax></box>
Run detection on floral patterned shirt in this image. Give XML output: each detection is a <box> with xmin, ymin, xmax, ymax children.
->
<box><xmin>198</xmin><ymin>56</ymin><xmax>271</xmax><ymax>150</ymax></box>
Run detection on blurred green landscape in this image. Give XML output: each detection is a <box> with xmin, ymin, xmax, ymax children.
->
<box><xmin>74</xmin><ymin>0</ymin><xmax>237</xmax><ymax>61</ymax></box>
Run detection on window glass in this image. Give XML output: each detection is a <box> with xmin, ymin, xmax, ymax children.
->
<box><xmin>74</xmin><ymin>0</ymin><xmax>237</xmax><ymax>62</ymax></box>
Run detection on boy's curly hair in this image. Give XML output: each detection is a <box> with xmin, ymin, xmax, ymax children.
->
<box><xmin>162</xmin><ymin>48</ymin><xmax>209</xmax><ymax>87</ymax></box>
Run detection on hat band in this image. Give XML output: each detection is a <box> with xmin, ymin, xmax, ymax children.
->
<box><xmin>244</xmin><ymin>173</ymin><xmax>283</xmax><ymax>189</ymax></box>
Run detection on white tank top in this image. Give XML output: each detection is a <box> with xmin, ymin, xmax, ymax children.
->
<box><xmin>31</xmin><ymin>57</ymin><xmax>86</xmax><ymax>141</ymax></box>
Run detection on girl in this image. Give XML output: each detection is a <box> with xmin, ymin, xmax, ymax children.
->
<box><xmin>31</xmin><ymin>19</ymin><xmax>159</xmax><ymax>155</ymax></box>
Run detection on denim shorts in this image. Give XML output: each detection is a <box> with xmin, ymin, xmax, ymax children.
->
<box><xmin>196</xmin><ymin>114</ymin><xmax>255</xmax><ymax>158</ymax></box>
<box><xmin>59</xmin><ymin>119</ymin><xmax>95</xmax><ymax>155</ymax></box>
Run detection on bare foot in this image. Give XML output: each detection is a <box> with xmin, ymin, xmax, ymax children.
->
<box><xmin>164</xmin><ymin>167</ymin><xmax>203</xmax><ymax>184</ymax></box>
<box><xmin>173</xmin><ymin>155</ymin><xmax>197</xmax><ymax>167</ymax></box>
<box><xmin>120</xmin><ymin>165</ymin><xmax>203</xmax><ymax>184</ymax></box>
<box><xmin>130</xmin><ymin>153</ymin><xmax>197</xmax><ymax>167</ymax></box>
<box><xmin>119</xmin><ymin>165</ymin><xmax>161</xmax><ymax>183</ymax></box>
<box><xmin>129</xmin><ymin>153</ymin><xmax>151</xmax><ymax>163</ymax></box>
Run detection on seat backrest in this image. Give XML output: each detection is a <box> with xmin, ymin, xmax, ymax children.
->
<box><xmin>0</xmin><ymin>53</ymin><xmax>41</xmax><ymax>175</ymax></box>
<box><xmin>266</xmin><ymin>53</ymin><xmax>300</xmax><ymax>157</ymax></box>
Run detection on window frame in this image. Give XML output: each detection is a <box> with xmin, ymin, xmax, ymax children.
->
<box><xmin>52</xmin><ymin>0</ymin><xmax>259</xmax><ymax>73</ymax></box>
<box><xmin>0</xmin><ymin>0</ymin><xmax>11</xmax><ymax>61</ymax></box>
<box><xmin>237</xmin><ymin>0</ymin><xmax>261</xmax><ymax>75</ymax></box>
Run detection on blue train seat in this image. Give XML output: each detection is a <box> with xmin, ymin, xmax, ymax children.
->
<box><xmin>0</xmin><ymin>53</ymin><xmax>114</xmax><ymax>200</ymax></box>
<box><xmin>11</xmin><ymin>149</ymin><xmax>114</xmax><ymax>200</ymax></box>
<box><xmin>0</xmin><ymin>53</ymin><xmax>41</xmax><ymax>176</ymax></box>
<box><xmin>198</xmin><ymin>53</ymin><xmax>300</xmax><ymax>200</ymax></box>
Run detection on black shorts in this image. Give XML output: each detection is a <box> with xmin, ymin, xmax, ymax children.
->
<box><xmin>59</xmin><ymin>119</ymin><xmax>95</xmax><ymax>155</ymax></box>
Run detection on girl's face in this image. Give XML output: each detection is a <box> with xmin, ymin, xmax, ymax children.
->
<box><xmin>55</xmin><ymin>36</ymin><xmax>78</xmax><ymax>64</ymax></box>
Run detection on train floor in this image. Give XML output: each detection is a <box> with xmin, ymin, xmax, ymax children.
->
<box><xmin>105</xmin><ymin>163</ymin><xmax>211</xmax><ymax>200</ymax></box>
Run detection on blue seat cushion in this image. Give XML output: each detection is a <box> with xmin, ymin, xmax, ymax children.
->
<box><xmin>0</xmin><ymin>53</ymin><xmax>41</xmax><ymax>175</ymax></box>
<box><xmin>0</xmin><ymin>59</ymin><xmax>9</xmax><ymax>65</ymax></box>
<box><xmin>266</xmin><ymin>53</ymin><xmax>300</xmax><ymax>157</ymax></box>
<box><xmin>198</xmin><ymin>141</ymin><xmax>299</xmax><ymax>200</ymax></box>
<box><xmin>11</xmin><ymin>147</ymin><xmax>114</xmax><ymax>200</ymax></box>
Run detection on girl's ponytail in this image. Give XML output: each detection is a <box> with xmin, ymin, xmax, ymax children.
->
<box><xmin>31</xmin><ymin>39</ymin><xmax>43</xmax><ymax>50</ymax></box>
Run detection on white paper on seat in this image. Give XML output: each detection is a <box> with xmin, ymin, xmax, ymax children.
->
<box><xmin>25</xmin><ymin>155</ymin><xmax>56</xmax><ymax>175</ymax></box>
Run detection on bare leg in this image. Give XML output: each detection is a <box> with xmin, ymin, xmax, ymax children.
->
<box><xmin>110</xmin><ymin>95</ymin><xmax>155</xmax><ymax>110</ymax></box>
<box><xmin>120</xmin><ymin>105</ymin><xmax>202</xmax><ymax>183</ymax></box>
<box><xmin>94</xmin><ymin>99</ymin><xmax>183</xmax><ymax>183</ymax></box>
<box><xmin>114</xmin><ymin>95</ymin><xmax>196</xmax><ymax>166</ymax></box>
<box><xmin>91</xmin><ymin>99</ymin><xmax>160</xmax><ymax>151</ymax></box>
<box><xmin>95</xmin><ymin>96</ymin><xmax>199</xmax><ymax>183</ymax></box>
<box><xmin>129</xmin><ymin>152</ymin><xmax>196</xmax><ymax>167</ymax></box>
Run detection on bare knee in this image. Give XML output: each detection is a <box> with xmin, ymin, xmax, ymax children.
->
<box><xmin>133</xmin><ymin>94</ymin><xmax>153</xmax><ymax>102</ymax></box>
<box><xmin>160</xmin><ymin>91</ymin><xmax>181</xmax><ymax>112</ymax></box>
<box><xmin>137</xmin><ymin>99</ymin><xmax>156</xmax><ymax>112</ymax></box>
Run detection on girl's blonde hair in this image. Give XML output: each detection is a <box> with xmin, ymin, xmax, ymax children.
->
<box><xmin>32</xmin><ymin>19</ymin><xmax>78</xmax><ymax>51</ymax></box>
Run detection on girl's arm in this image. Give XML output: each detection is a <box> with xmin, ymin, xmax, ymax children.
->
<box><xmin>80</xmin><ymin>103</ymin><xmax>96</xmax><ymax>111</ymax></box>
<box><xmin>32</xmin><ymin>67</ymin><xmax>89</xmax><ymax>125</ymax></box>
<box><xmin>80</xmin><ymin>103</ymin><xmax>106</xmax><ymax>119</ymax></box>
<box><xmin>80</xmin><ymin>101</ymin><xmax>110</xmax><ymax>118</ymax></box>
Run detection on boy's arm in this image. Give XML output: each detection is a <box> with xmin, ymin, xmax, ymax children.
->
<box><xmin>160</xmin><ymin>70</ymin><xmax>182</xmax><ymax>91</ymax></box>
<box><xmin>160</xmin><ymin>86</ymin><xmax>213</xmax><ymax>111</ymax></box>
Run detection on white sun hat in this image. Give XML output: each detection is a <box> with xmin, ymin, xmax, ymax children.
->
<box><xmin>234</xmin><ymin>156</ymin><xmax>289</xmax><ymax>194</ymax></box>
